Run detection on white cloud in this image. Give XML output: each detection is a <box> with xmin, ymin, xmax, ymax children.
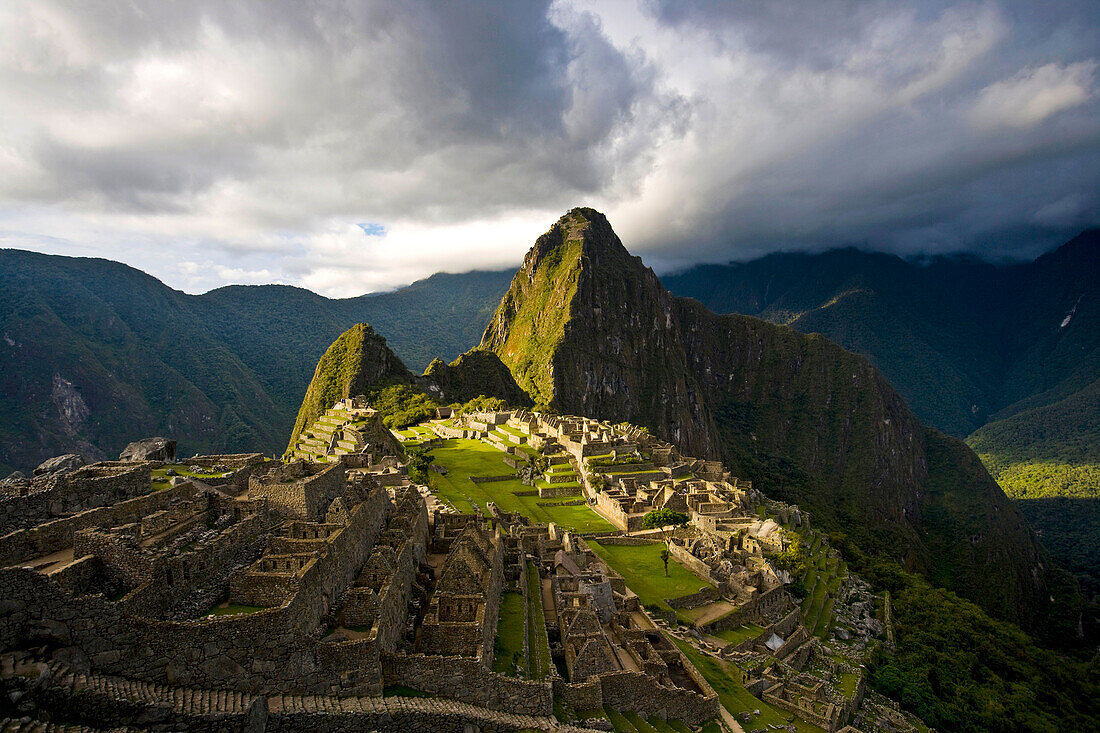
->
<box><xmin>0</xmin><ymin>0</ymin><xmax>1097</xmax><ymax>295</ymax></box>
<box><xmin>969</xmin><ymin>61</ymin><xmax>1096</xmax><ymax>129</ymax></box>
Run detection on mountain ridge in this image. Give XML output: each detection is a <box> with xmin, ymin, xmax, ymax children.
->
<box><xmin>0</xmin><ymin>249</ymin><xmax>513</xmax><ymax>472</ymax></box>
<box><xmin>482</xmin><ymin>207</ymin><xmax>1059</xmax><ymax>631</ymax></box>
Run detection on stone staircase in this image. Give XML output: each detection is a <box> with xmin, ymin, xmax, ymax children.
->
<box><xmin>2</xmin><ymin>656</ymin><xmax>608</xmax><ymax>732</ymax></box>
<box><xmin>0</xmin><ymin>721</ymin><xmax>102</xmax><ymax>733</ymax></box>
<box><xmin>291</xmin><ymin>408</ymin><xmax>367</xmax><ymax>463</ymax></box>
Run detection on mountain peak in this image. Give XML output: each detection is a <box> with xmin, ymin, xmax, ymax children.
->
<box><xmin>522</xmin><ymin>207</ymin><xmax>632</xmax><ymax>274</ymax></box>
<box><xmin>285</xmin><ymin>323</ymin><xmax>413</xmax><ymax>453</ymax></box>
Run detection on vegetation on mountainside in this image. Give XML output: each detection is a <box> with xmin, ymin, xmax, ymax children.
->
<box><xmin>967</xmin><ymin>377</ymin><xmax>1100</xmax><ymax>499</ymax></box>
<box><xmin>826</xmin><ymin>533</ymin><xmax>1100</xmax><ymax>732</ymax></box>
<box><xmin>286</xmin><ymin>323</ymin><xmax>414</xmax><ymax>451</ymax></box>
<box><xmin>366</xmin><ymin>383</ymin><xmax>439</xmax><ymax>430</ymax></box>
<box><xmin>481</xmin><ymin>223</ymin><xmax>585</xmax><ymax>405</ymax></box>
<box><xmin>423</xmin><ymin>349</ymin><xmax>532</xmax><ymax>407</ymax></box>
<box><xmin>479</xmin><ymin>208</ymin><xmax>1067</xmax><ymax>636</ymax></box>
<box><xmin>0</xmin><ymin>250</ymin><xmax>513</xmax><ymax>472</ymax></box>
<box><xmin>663</xmin><ymin>235</ymin><xmax>1100</xmax><ymax>615</ymax></box>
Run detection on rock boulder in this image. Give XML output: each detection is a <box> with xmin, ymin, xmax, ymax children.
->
<box><xmin>33</xmin><ymin>453</ymin><xmax>86</xmax><ymax>477</ymax></box>
<box><xmin>119</xmin><ymin>437</ymin><xmax>177</xmax><ymax>462</ymax></box>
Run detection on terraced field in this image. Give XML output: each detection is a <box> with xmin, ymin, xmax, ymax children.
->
<box><xmin>799</xmin><ymin>531</ymin><xmax>847</xmax><ymax>637</ymax></box>
<box><xmin>424</xmin><ymin>438</ymin><xmax>614</xmax><ymax>532</ymax></box>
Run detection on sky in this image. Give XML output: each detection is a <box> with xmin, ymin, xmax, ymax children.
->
<box><xmin>0</xmin><ymin>0</ymin><xmax>1097</xmax><ymax>297</ymax></box>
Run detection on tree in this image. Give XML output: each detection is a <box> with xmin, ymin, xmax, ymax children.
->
<box><xmin>406</xmin><ymin>446</ymin><xmax>435</xmax><ymax>484</ymax></box>
<box><xmin>641</xmin><ymin>508</ymin><xmax>689</xmax><ymax>576</ymax></box>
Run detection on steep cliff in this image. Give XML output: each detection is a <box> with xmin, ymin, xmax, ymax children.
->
<box><xmin>482</xmin><ymin>207</ymin><xmax>1053</xmax><ymax>628</ymax></box>
<box><xmin>481</xmin><ymin>208</ymin><xmax>717</xmax><ymax>455</ymax></box>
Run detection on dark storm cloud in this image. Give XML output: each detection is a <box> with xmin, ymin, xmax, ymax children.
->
<box><xmin>0</xmin><ymin>0</ymin><xmax>1096</xmax><ymax>294</ymax></box>
<box><xmin>631</xmin><ymin>0</ymin><xmax>1100</xmax><ymax>265</ymax></box>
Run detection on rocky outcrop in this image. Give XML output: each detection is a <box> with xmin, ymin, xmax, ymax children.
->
<box><xmin>482</xmin><ymin>207</ymin><xmax>1054</xmax><ymax>629</ymax></box>
<box><xmin>119</xmin><ymin>438</ymin><xmax>176</xmax><ymax>462</ymax></box>
<box><xmin>422</xmin><ymin>349</ymin><xmax>532</xmax><ymax>406</ymax></box>
<box><xmin>33</xmin><ymin>453</ymin><xmax>85</xmax><ymax>477</ymax></box>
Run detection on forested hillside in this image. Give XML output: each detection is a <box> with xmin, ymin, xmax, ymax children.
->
<box><xmin>0</xmin><ymin>249</ymin><xmax>511</xmax><ymax>473</ymax></box>
<box><xmin>664</xmin><ymin>231</ymin><xmax>1100</xmax><ymax>606</ymax></box>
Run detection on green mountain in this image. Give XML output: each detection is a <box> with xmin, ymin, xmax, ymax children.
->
<box><xmin>0</xmin><ymin>249</ymin><xmax>512</xmax><ymax>473</ymax></box>
<box><xmin>482</xmin><ymin>207</ymin><xmax>1065</xmax><ymax>633</ymax></box>
<box><xmin>663</xmin><ymin>233</ymin><xmax>1100</xmax><ymax>610</ymax></box>
<box><xmin>286</xmin><ymin>323</ymin><xmax>416</xmax><ymax>452</ymax></box>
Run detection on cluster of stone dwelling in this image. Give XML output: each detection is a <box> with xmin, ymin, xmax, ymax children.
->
<box><xmin>0</xmin><ymin>438</ymin><xmax>719</xmax><ymax>730</ymax></box>
<box><xmin>440</xmin><ymin>408</ymin><xmax>895</xmax><ymax>733</ymax></box>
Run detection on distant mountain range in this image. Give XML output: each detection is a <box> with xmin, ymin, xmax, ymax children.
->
<box><xmin>478</xmin><ymin>208</ymin><xmax>1074</xmax><ymax>634</ymax></box>
<box><xmin>0</xmin><ymin>249</ymin><xmax>512</xmax><ymax>473</ymax></box>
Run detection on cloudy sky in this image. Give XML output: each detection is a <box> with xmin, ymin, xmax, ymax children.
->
<box><xmin>1</xmin><ymin>0</ymin><xmax>1097</xmax><ymax>296</ymax></box>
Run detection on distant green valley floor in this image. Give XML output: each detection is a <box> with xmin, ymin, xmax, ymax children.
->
<box><xmin>424</xmin><ymin>438</ymin><xmax>615</xmax><ymax>532</ymax></box>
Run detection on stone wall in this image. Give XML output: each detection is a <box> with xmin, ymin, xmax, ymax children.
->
<box><xmin>469</xmin><ymin>474</ymin><xmax>516</xmax><ymax>484</ymax></box>
<box><xmin>594</xmin><ymin>491</ymin><xmax>633</xmax><ymax>531</ymax></box>
<box><xmin>553</xmin><ymin>677</ymin><xmax>603</xmax><ymax>712</ymax></box>
<box><xmin>665</xmin><ymin>585</ymin><xmax>721</xmax><ymax>610</ymax></box>
<box><xmin>553</xmin><ymin>671</ymin><xmax>718</xmax><ymax>726</ymax></box>
<box><xmin>0</xmin><ymin>482</ymin><xmax>203</xmax><ymax>567</ymax></box>
<box><xmin>249</xmin><ymin>462</ymin><xmax>345</xmax><ymax>521</ymax></box>
<box><xmin>380</xmin><ymin>653</ymin><xmax>553</xmax><ymax>717</ymax></box>
<box><xmin>594</xmin><ymin>536</ymin><xmax>656</xmax><ymax>546</ymax></box>
<box><xmin>668</xmin><ymin>541</ymin><xmax>723</xmax><ymax>587</ymax></box>
<box><xmin>0</xmin><ymin>462</ymin><xmax>153</xmax><ymax>535</ymax></box>
<box><xmin>598</xmin><ymin>671</ymin><xmax>717</xmax><ymax>725</ymax></box>
<box><xmin>708</xmin><ymin>585</ymin><xmax>790</xmax><ymax>631</ymax></box>
<box><xmin>538</xmin><ymin>484</ymin><xmax>578</xmax><ymax>499</ymax></box>
<box><xmin>0</xmin><ymin>488</ymin><xmax>392</xmax><ymax>696</ymax></box>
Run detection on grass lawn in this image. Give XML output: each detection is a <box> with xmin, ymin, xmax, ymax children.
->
<box><xmin>604</xmin><ymin>706</ymin><xmax>637</xmax><ymax>732</ymax></box>
<box><xmin>426</xmin><ymin>439</ymin><xmax>615</xmax><ymax>532</ymax></box>
<box><xmin>151</xmin><ymin>465</ymin><xmax>231</xmax><ymax>489</ymax></box>
<box><xmin>711</xmin><ymin>623</ymin><xmax>765</xmax><ymax>646</ymax></box>
<box><xmin>837</xmin><ymin>670</ymin><xmax>859</xmax><ymax>698</ymax></box>
<box><xmin>624</xmin><ymin>711</ymin><xmax>659</xmax><ymax>732</ymax></box>
<box><xmin>587</xmin><ymin>541</ymin><xmax>711</xmax><ymax>614</ymax></box>
<box><xmin>669</xmin><ymin>636</ymin><xmax>825</xmax><ymax>733</ymax></box>
<box><xmin>492</xmin><ymin>591</ymin><xmax>526</xmax><ymax>676</ymax></box>
<box><xmin>526</xmin><ymin>563</ymin><xmax>551</xmax><ymax>679</ymax></box>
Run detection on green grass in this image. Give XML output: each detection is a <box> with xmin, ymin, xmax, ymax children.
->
<box><xmin>492</xmin><ymin>591</ymin><xmax>526</xmax><ymax>676</ymax></box>
<box><xmin>711</xmin><ymin>623</ymin><xmax>764</xmax><ymax>646</ymax></box>
<box><xmin>669</xmin><ymin>636</ymin><xmax>825</xmax><ymax>733</ymax></box>
<box><xmin>587</xmin><ymin>541</ymin><xmax>711</xmax><ymax>616</ymax></box>
<box><xmin>604</xmin><ymin>706</ymin><xmax>638</xmax><ymax>732</ymax></box>
<box><xmin>647</xmin><ymin>717</ymin><xmax>677</xmax><ymax>733</ymax></box>
<box><xmin>151</xmin><ymin>465</ymin><xmax>230</xmax><ymax>489</ymax></box>
<box><xmin>426</xmin><ymin>439</ymin><xmax>614</xmax><ymax>532</ymax></box>
<box><xmin>624</xmin><ymin>711</ymin><xmax>658</xmax><ymax>732</ymax></box>
<box><xmin>837</xmin><ymin>670</ymin><xmax>859</xmax><ymax>698</ymax></box>
<box><xmin>526</xmin><ymin>563</ymin><xmax>551</xmax><ymax>680</ymax></box>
